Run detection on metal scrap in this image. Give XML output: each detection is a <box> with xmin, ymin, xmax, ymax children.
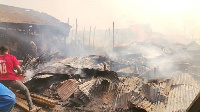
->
<box><xmin>57</xmin><ymin>79</ymin><xmax>79</xmax><ymax>101</ymax></box>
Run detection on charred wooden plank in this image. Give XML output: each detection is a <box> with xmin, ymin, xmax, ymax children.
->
<box><xmin>15</xmin><ymin>97</ymin><xmax>29</xmax><ymax>111</ymax></box>
<box><xmin>15</xmin><ymin>92</ymin><xmax>56</xmax><ymax>109</ymax></box>
<box><xmin>16</xmin><ymin>97</ymin><xmax>44</xmax><ymax>112</ymax></box>
<box><xmin>31</xmin><ymin>93</ymin><xmax>58</xmax><ymax>104</ymax></box>
<box><xmin>31</xmin><ymin>97</ymin><xmax>56</xmax><ymax>108</ymax></box>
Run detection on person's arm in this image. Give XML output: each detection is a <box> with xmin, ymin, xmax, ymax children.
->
<box><xmin>14</xmin><ymin>65</ymin><xmax>22</xmax><ymax>75</ymax></box>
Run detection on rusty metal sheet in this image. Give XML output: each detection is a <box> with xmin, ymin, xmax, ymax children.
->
<box><xmin>57</xmin><ymin>79</ymin><xmax>79</xmax><ymax>101</ymax></box>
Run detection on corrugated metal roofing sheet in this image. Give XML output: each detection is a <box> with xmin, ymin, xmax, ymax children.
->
<box><xmin>165</xmin><ymin>73</ymin><xmax>199</xmax><ymax>112</ymax></box>
<box><xmin>112</xmin><ymin>73</ymin><xmax>199</xmax><ymax>112</ymax></box>
<box><xmin>57</xmin><ymin>79</ymin><xmax>78</xmax><ymax>101</ymax></box>
<box><xmin>79</xmin><ymin>79</ymin><xmax>97</xmax><ymax>97</ymax></box>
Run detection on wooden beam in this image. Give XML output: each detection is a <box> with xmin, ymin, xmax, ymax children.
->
<box><xmin>187</xmin><ymin>92</ymin><xmax>200</xmax><ymax>112</ymax></box>
<box><xmin>14</xmin><ymin>92</ymin><xmax>56</xmax><ymax>109</ymax></box>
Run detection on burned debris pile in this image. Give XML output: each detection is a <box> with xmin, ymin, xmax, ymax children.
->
<box><xmin>13</xmin><ymin>40</ymin><xmax>200</xmax><ymax>112</ymax></box>
<box><xmin>1</xmin><ymin>4</ymin><xmax>200</xmax><ymax>112</ymax></box>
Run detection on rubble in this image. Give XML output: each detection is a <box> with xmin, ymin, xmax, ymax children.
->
<box><xmin>1</xmin><ymin>4</ymin><xmax>200</xmax><ymax>112</ymax></box>
<box><xmin>13</xmin><ymin>44</ymin><xmax>200</xmax><ymax>112</ymax></box>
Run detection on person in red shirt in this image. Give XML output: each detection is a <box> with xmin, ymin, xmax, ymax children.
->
<box><xmin>0</xmin><ymin>45</ymin><xmax>35</xmax><ymax>112</ymax></box>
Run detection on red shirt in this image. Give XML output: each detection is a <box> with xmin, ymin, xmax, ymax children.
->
<box><xmin>0</xmin><ymin>54</ymin><xmax>20</xmax><ymax>81</ymax></box>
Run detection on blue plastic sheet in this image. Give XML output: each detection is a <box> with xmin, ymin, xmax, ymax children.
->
<box><xmin>0</xmin><ymin>83</ymin><xmax>16</xmax><ymax>112</ymax></box>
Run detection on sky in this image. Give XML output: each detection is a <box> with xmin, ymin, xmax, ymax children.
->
<box><xmin>1</xmin><ymin>0</ymin><xmax>200</xmax><ymax>42</ymax></box>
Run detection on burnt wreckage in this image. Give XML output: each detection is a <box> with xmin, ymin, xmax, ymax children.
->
<box><xmin>1</xmin><ymin>4</ymin><xmax>200</xmax><ymax>112</ymax></box>
<box><xmin>0</xmin><ymin>4</ymin><xmax>71</xmax><ymax>60</ymax></box>
<box><xmin>17</xmin><ymin>41</ymin><xmax>200</xmax><ymax>112</ymax></box>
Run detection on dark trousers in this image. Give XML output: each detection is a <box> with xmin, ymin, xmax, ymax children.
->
<box><xmin>0</xmin><ymin>80</ymin><xmax>33</xmax><ymax>110</ymax></box>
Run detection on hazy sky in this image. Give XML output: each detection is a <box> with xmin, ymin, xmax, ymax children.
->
<box><xmin>1</xmin><ymin>0</ymin><xmax>200</xmax><ymax>40</ymax></box>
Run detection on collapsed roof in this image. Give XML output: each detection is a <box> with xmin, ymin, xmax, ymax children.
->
<box><xmin>16</xmin><ymin>50</ymin><xmax>199</xmax><ymax>112</ymax></box>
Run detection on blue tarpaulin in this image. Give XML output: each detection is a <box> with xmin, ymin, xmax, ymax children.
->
<box><xmin>0</xmin><ymin>83</ymin><xmax>16</xmax><ymax>112</ymax></box>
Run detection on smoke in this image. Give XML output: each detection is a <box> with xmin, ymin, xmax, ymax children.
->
<box><xmin>23</xmin><ymin>70</ymin><xmax>35</xmax><ymax>82</ymax></box>
<box><xmin>65</xmin><ymin>22</ymin><xmax>197</xmax><ymax>80</ymax></box>
<box><xmin>129</xmin><ymin>42</ymin><xmax>163</xmax><ymax>59</ymax></box>
<box><xmin>102</xmin><ymin>35</ymin><xmax>195</xmax><ymax>79</ymax></box>
<box><xmin>145</xmin><ymin>41</ymin><xmax>192</xmax><ymax>78</ymax></box>
<box><xmin>1</xmin><ymin>5</ymin><xmax>199</xmax><ymax>81</ymax></box>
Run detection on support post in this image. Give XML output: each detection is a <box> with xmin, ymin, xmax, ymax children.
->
<box><xmin>93</xmin><ymin>26</ymin><xmax>96</xmax><ymax>46</ymax></box>
<box><xmin>89</xmin><ymin>26</ymin><xmax>91</xmax><ymax>46</ymax></box>
<box><xmin>113</xmin><ymin>22</ymin><xmax>115</xmax><ymax>49</ymax></box>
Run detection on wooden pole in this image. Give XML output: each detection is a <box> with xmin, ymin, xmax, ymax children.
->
<box><xmin>75</xmin><ymin>18</ymin><xmax>78</xmax><ymax>43</ymax></box>
<box><xmin>89</xmin><ymin>26</ymin><xmax>91</xmax><ymax>46</ymax></box>
<box><xmin>113</xmin><ymin>22</ymin><xmax>115</xmax><ymax>49</ymax></box>
<box><xmin>93</xmin><ymin>26</ymin><xmax>96</xmax><ymax>46</ymax></box>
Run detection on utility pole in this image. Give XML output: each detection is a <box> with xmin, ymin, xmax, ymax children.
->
<box><xmin>75</xmin><ymin>18</ymin><xmax>78</xmax><ymax>43</ymax></box>
<box><xmin>71</xmin><ymin>24</ymin><xmax>74</xmax><ymax>38</ymax></box>
<box><xmin>89</xmin><ymin>26</ymin><xmax>91</xmax><ymax>46</ymax></box>
<box><xmin>113</xmin><ymin>22</ymin><xmax>115</xmax><ymax>49</ymax></box>
<box><xmin>93</xmin><ymin>26</ymin><xmax>96</xmax><ymax>46</ymax></box>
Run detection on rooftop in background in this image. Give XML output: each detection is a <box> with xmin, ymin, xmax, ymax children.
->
<box><xmin>0</xmin><ymin>4</ymin><xmax>64</xmax><ymax>26</ymax></box>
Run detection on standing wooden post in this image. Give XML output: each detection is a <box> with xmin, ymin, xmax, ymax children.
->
<box><xmin>89</xmin><ymin>26</ymin><xmax>91</xmax><ymax>46</ymax></box>
<box><xmin>75</xmin><ymin>18</ymin><xmax>78</xmax><ymax>43</ymax></box>
<box><xmin>93</xmin><ymin>26</ymin><xmax>96</xmax><ymax>46</ymax></box>
<box><xmin>113</xmin><ymin>22</ymin><xmax>115</xmax><ymax>49</ymax></box>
